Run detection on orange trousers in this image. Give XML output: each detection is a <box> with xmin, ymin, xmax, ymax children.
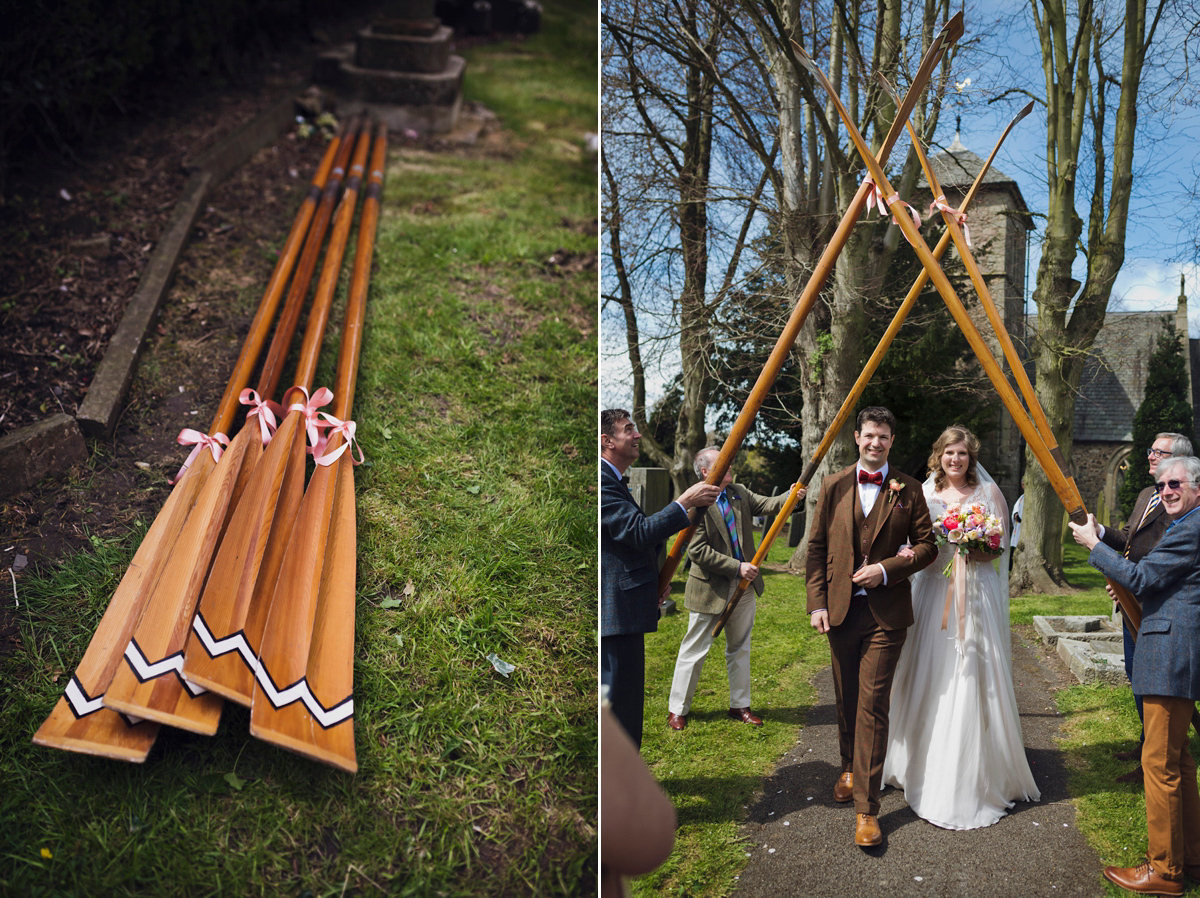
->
<box><xmin>1142</xmin><ymin>696</ymin><xmax>1200</xmax><ymax>880</ymax></box>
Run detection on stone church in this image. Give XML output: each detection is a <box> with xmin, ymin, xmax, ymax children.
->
<box><xmin>917</xmin><ymin>133</ymin><xmax>1198</xmax><ymax>528</ymax></box>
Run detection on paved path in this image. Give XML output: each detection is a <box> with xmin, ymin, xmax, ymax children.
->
<box><xmin>733</xmin><ymin>627</ymin><xmax>1105</xmax><ymax>896</ymax></box>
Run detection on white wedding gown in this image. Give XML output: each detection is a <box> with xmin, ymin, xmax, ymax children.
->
<box><xmin>883</xmin><ymin>478</ymin><xmax>1041</xmax><ymax>830</ymax></box>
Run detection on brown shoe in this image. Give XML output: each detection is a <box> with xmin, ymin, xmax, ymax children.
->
<box><xmin>1103</xmin><ymin>861</ymin><xmax>1183</xmax><ymax>895</ymax></box>
<box><xmin>833</xmin><ymin>771</ymin><xmax>853</xmax><ymax>803</ymax></box>
<box><xmin>1115</xmin><ymin>744</ymin><xmax>1144</xmax><ymax>761</ymax></box>
<box><xmin>1116</xmin><ymin>764</ymin><xmax>1144</xmax><ymax>785</ymax></box>
<box><xmin>854</xmin><ymin>813</ymin><xmax>882</xmax><ymax>847</ymax></box>
<box><xmin>727</xmin><ymin>707</ymin><xmax>763</xmax><ymax>726</ymax></box>
<box><xmin>667</xmin><ymin>712</ymin><xmax>687</xmax><ymax>731</ymax></box>
<box><xmin>1184</xmin><ymin>863</ymin><xmax>1200</xmax><ymax>881</ymax></box>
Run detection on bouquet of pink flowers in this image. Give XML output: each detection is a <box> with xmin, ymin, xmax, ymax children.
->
<box><xmin>932</xmin><ymin>501</ymin><xmax>1005</xmax><ymax>576</ymax></box>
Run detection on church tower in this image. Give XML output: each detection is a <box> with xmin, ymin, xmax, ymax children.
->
<box><xmin>914</xmin><ymin>124</ymin><xmax>1036</xmax><ymax>503</ymax></box>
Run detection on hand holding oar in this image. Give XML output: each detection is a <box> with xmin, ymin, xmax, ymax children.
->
<box><xmin>32</xmin><ymin>126</ymin><xmax>347</xmax><ymax>761</ymax></box>
<box><xmin>100</xmin><ymin>121</ymin><xmax>367</xmax><ymax>733</ymax></box>
<box><xmin>655</xmin><ymin>13</ymin><xmax>965</xmax><ymax>599</ymax></box>
<box><xmin>180</xmin><ymin>124</ymin><xmax>374</xmax><ymax>710</ymax></box>
<box><xmin>250</xmin><ymin>124</ymin><xmax>387</xmax><ymax>772</ymax></box>
<box><xmin>711</xmin><ymin>104</ymin><xmax>1032</xmax><ymax>638</ymax></box>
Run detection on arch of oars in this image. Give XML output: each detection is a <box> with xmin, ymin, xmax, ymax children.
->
<box><xmin>34</xmin><ymin>116</ymin><xmax>389</xmax><ymax>774</ymax></box>
<box><xmin>646</xmin><ymin>14</ymin><xmax>1146</xmax><ymax>651</ymax></box>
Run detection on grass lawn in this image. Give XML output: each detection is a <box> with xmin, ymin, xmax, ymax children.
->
<box><xmin>635</xmin><ymin>534</ymin><xmax>1179</xmax><ymax>897</ymax></box>
<box><xmin>0</xmin><ymin>4</ymin><xmax>597</xmax><ymax>895</ymax></box>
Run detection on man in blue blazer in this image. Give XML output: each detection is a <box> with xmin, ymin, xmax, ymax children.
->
<box><xmin>601</xmin><ymin>409</ymin><xmax>720</xmax><ymax>748</ymax></box>
<box><xmin>1071</xmin><ymin>456</ymin><xmax>1200</xmax><ymax>896</ymax></box>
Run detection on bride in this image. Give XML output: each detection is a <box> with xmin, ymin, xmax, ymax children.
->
<box><xmin>883</xmin><ymin>424</ymin><xmax>1040</xmax><ymax>830</ymax></box>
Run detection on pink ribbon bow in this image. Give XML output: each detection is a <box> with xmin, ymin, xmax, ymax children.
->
<box><xmin>285</xmin><ymin>386</ymin><xmax>335</xmax><ymax>451</ymax></box>
<box><xmin>940</xmin><ymin>552</ymin><xmax>969</xmax><ymax>652</ymax></box>
<box><xmin>312</xmin><ymin>413</ymin><xmax>364</xmax><ymax>467</ymax></box>
<box><xmin>929</xmin><ymin>194</ymin><xmax>972</xmax><ymax>247</ymax></box>
<box><xmin>864</xmin><ymin>177</ymin><xmax>922</xmax><ymax>230</ymax></box>
<box><xmin>239</xmin><ymin>389</ymin><xmax>284</xmax><ymax>446</ymax></box>
<box><xmin>170</xmin><ymin>428</ymin><xmax>229</xmax><ymax>484</ymax></box>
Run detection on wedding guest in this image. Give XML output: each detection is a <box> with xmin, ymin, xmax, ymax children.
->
<box><xmin>665</xmin><ymin>448</ymin><xmax>800</xmax><ymax>730</ymax></box>
<box><xmin>1095</xmin><ymin>433</ymin><xmax>1193</xmax><ymax>784</ymax></box>
<box><xmin>601</xmin><ymin>409</ymin><xmax>720</xmax><ymax>748</ymax></box>
<box><xmin>806</xmin><ymin>406</ymin><xmax>937</xmax><ymax>846</ymax></box>
<box><xmin>883</xmin><ymin>425</ymin><xmax>1040</xmax><ymax>829</ymax></box>
<box><xmin>1071</xmin><ymin>456</ymin><xmax>1200</xmax><ymax>896</ymax></box>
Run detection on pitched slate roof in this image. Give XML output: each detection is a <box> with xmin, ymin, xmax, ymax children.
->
<box><xmin>1025</xmin><ymin>312</ymin><xmax>1173</xmax><ymax>442</ymax></box>
<box><xmin>917</xmin><ymin>136</ymin><xmax>1035</xmax><ymax>229</ymax></box>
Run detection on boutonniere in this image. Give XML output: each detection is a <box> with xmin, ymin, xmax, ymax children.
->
<box><xmin>888</xmin><ymin>479</ymin><xmax>904</xmax><ymax>507</ymax></box>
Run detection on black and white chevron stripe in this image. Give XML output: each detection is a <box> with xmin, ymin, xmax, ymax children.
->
<box><xmin>122</xmin><ymin>639</ymin><xmax>208</xmax><ymax>697</ymax></box>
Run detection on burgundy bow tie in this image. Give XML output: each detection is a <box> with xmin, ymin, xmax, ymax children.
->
<box><xmin>858</xmin><ymin>470</ymin><xmax>883</xmax><ymax>486</ymax></box>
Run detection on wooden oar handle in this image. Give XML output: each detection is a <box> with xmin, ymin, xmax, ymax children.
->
<box><xmin>331</xmin><ymin>123</ymin><xmax>387</xmax><ymax>420</ymax></box>
<box><xmin>207</xmin><ymin>121</ymin><xmax>349</xmax><ymax>436</ymax></box>
<box><xmin>293</xmin><ymin>126</ymin><xmax>373</xmax><ymax>392</ymax></box>
<box><xmin>255</xmin><ymin>115</ymin><xmax>364</xmax><ymax>400</ymax></box>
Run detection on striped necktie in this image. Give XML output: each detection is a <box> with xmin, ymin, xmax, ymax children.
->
<box><xmin>1126</xmin><ymin>493</ymin><xmax>1162</xmax><ymax>557</ymax></box>
<box><xmin>718</xmin><ymin>492</ymin><xmax>743</xmax><ymax>561</ymax></box>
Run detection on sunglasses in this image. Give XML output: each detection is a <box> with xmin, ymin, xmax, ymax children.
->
<box><xmin>1153</xmin><ymin>479</ymin><xmax>1196</xmax><ymax>493</ymax></box>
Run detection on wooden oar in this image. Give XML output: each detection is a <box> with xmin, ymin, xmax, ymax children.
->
<box><xmin>250</xmin><ymin>124</ymin><xmax>387</xmax><ymax>772</ymax></box>
<box><xmin>179</xmin><ymin>124</ymin><xmax>374</xmax><ymax>711</ymax></box>
<box><xmin>793</xmin><ymin>42</ymin><xmax>1147</xmax><ymax>629</ymax></box>
<box><xmin>893</xmin><ymin>92</ymin><xmax>1149</xmax><ymax>638</ymax></box>
<box><xmin>31</xmin><ymin>126</ymin><xmax>346</xmax><ymax>761</ymax></box>
<box><xmin>100</xmin><ymin>121</ymin><xmax>367</xmax><ymax>733</ymax></box>
<box><xmin>710</xmin><ymin>102</ymin><xmax>1034</xmax><ymax>638</ymax></box>
<box><xmin>656</xmin><ymin>12</ymin><xmax>965</xmax><ymax>598</ymax></box>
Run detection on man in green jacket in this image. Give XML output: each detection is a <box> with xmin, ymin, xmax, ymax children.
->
<box><xmin>665</xmin><ymin>447</ymin><xmax>799</xmax><ymax>730</ymax></box>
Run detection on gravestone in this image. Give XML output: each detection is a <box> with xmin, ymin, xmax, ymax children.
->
<box><xmin>314</xmin><ymin>0</ymin><xmax>465</xmax><ymax>134</ymax></box>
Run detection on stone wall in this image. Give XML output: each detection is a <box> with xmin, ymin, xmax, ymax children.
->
<box><xmin>1072</xmin><ymin>440</ymin><xmax>1130</xmax><ymax>528</ymax></box>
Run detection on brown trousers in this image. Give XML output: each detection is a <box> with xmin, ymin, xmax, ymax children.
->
<box><xmin>1142</xmin><ymin>696</ymin><xmax>1200</xmax><ymax>880</ymax></box>
<box><xmin>827</xmin><ymin>594</ymin><xmax>907</xmax><ymax>816</ymax></box>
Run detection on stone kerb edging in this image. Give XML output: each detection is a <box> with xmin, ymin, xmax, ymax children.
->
<box><xmin>0</xmin><ymin>91</ymin><xmax>300</xmax><ymax>501</ymax></box>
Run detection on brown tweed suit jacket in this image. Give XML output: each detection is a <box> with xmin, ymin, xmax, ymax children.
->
<box><xmin>1101</xmin><ymin>484</ymin><xmax>1170</xmax><ymax>612</ymax></box>
<box><xmin>1103</xmin><ymin>485</ymin><xmax>1171</xmax><ymax>564</ymax></box>
<box><xmin>805</xmin><ymin>465</ymin><xmax>937</xmax><ymax>630</ymax></box>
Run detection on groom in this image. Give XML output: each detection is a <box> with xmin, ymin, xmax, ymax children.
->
<box><xmin>807</xmin><ymin>407</ymin><xmax>937</xmax><ymax>847</ymax></box>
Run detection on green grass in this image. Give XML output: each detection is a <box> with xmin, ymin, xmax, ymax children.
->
<box><xmin>0</xmin><ymin>4</ymin><xmax>597</xmax><ymax>895</ymax></box>
<box><xmin>636</xmin><ymin>544</ymin><xmax>827</xmax><ymax>896</ymax></box>
<box><xmin>635</xmin><ymin>536</ymin><xmax>1157</xmax><ymax>897</ymax></box>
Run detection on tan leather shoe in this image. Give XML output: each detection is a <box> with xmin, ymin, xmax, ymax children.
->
<box><xmin>833</xmin><ymin>771</ymin><xmax>853</xmax><ymax>803</ymax></box>
<box><xmin>727</xmin><ymin>707</ymin><xmax>763</xmax><ymax>726</ymax></box>
<box><xmin>854</xmin><ymin>813</ymin><xmax>882</xmax><ymax>847</ymax></box>
<box><xmin>1103</xmin><ymin>861</ymin><xmax>1183</xmax><ymax>895</ymax></box>
<box><xmin>667</xmin><ymin>712</ymin><xmax>687</xmax><ymax>731</ymax></box>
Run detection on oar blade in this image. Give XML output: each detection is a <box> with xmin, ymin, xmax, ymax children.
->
<box><xmin>182</xmin><ymin>414</ymin><xmax>306</xmax><ymax>704</ymax></box>
<box><xmin>301</xmin><ymin>459</ymin><xmax>357</xmax><ymax>771</ymax></box>
<box><xmin>32</xmin><ymin>452</ymin><xmax>217</xmax><ymax>757</ymax></box>
<box><xmin>249</xmin><ymin>454</ymin><xmax>356</xmax><ymax>772</ymax></box>
<box><xmin>100</xmin><ymin>429</ymin><xmax>260</xmax><ymax>732</ymax></box>
<box><xmin>33</xmin><ymin>695</ymin><xmax>160</xmax><ymax>761</ymax></box>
